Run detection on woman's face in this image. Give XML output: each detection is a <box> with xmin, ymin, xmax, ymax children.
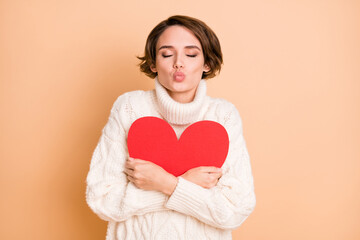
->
<box><xmin>151</xmin><ymin>25</ymin><xmax>210</xmax><ymax>103</ymax></box>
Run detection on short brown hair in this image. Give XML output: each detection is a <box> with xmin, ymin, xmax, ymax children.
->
<box><xmin>138</xmin><ymin>15</ymin><xmax>223</xmax><ymax>79</ymax></box>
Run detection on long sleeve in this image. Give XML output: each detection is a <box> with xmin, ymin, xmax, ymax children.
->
<box><xmin>165</xmin><ymin>104</ymin><xmax>256</xmax><ymax>230</ymax></box>
<box><xmin>85</xmin><ymin>95</ymin><xmax>168</xmax><ymax>222</ymax></box>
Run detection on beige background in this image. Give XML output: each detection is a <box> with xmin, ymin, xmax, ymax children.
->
<box><xmin>1</xmin><ymin>0</ymin><xmax>359</xmax><ymax>239</ymax></box>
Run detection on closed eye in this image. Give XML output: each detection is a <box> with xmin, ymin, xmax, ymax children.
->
<box><xmin>187</xmin><ymin>54</ymin><xmax>197</xmax><ymax>58</ymax></box>
<box><xmin>162</xmin><ymin>54</ymin><xmax>173</xmax><ymax>58</ymax></box>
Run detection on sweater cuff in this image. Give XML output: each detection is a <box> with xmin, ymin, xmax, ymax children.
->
<box><xmin>165</xmin><ymin>177</ymin><xmax>210</xmax><ymax>216</ymax></box>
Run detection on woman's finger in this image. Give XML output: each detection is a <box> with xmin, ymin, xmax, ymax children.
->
<box><xmin>126</xmin><ymin>157</ymin><xmax>142</xmax><ymax>169</ymax></box>
<box><xmin>199</xmin><ymin>166</ymin><xmax>222</xmax><ymax>173</ymax></box>
<box><xmin>211</xmin><ymin>172</ymin><xmax>222</xmax><ymax>179</ymax></box>
<box><xmin>125</xmin><ymin>160</ymin><xmax>134</xmax><ymax>169</ymax></box>
<box><xmin>123</xmin><ymin>167</ymin><xmax>134</xmax><ymax>176</ymax></box>
<box><xmin>127</xmin><ymin>175</ymin><xmax>135</xmax><ymax>182</ymax></box>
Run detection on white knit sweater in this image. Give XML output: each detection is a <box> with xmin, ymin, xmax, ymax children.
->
<box><xmin>86</xmin><ymin>78</ymin><xmax>256</xmax><ymax>240</ymax></box>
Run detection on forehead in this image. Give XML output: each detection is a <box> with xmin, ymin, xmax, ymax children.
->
<box><xmin>156</xmin><ymin>25</ymin><xmax>202</xmax><ymax>50</ymax></box>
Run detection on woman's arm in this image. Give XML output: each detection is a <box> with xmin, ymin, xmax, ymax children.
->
<box><xmin>124</xmin><ymin>157</ymin><xmax>178</xmax><ymax>196</ymax></box>
<box><xmin>164</xmin><ymin>105</ymin><xmax>256</xmax><ymax>230</ymax></box>
<box><xmin>85</xmin><ymin>96</ymin><xmax>168</xmax><ymax>222</ymax></box>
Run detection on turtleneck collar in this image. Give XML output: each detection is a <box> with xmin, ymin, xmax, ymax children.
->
<box><xmin>155</xmin><ymin>77</ymin><xmax>207</xmax><ymax>125</ymax></box>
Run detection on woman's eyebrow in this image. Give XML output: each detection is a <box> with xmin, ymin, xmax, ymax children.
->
<box><xmin>184</xmin><ymin>45</ymin><xmax>201</xmax><ymax>50</ymax></box>
<box><xmin>158</xmin><ymin>45</ymin><xmax>174</xmax><ymax>50</ymax></box>
<box><xmin>158</xmin><ymin>45</ymin><xmax>201</xmax><ymax>51</ymax></box>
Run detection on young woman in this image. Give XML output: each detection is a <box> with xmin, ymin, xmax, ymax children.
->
<box><xmin>86</xmin><ymin>15</ymin><xmax>256</xmax><ymax>240</ymax></box>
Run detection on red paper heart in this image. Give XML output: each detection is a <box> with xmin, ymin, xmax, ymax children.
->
<box><xmin>127</xmin><ymin>117</ymin><xmax>229</xmax><ymax>176</ymax></box>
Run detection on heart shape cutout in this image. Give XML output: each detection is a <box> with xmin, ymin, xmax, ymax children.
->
<box><xmin>127</xmin><ymin>117</ymin><xmax>229</xmax><ymax>176</ymax></box>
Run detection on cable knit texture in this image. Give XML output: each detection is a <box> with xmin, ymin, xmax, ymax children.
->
<box><xmin>86</xmin><ymin>79</ymin><xmax>256</xmax><ymax>240</ymax></box>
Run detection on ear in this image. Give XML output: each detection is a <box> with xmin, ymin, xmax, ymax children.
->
<box><xmin>203</xmin><ymin>64</ymin><xmax>210</xmax><ymax>73</ymax></box>
<box><xmin>150</xmin><ymin>64</ymin><xmax>157</xmax><ymax>73</ymax></box>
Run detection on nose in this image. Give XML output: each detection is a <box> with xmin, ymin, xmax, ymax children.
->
<box><xmin>173</xmin><ymin>55</ymin><xmax>184</xmax><ymax>69</ymax></box>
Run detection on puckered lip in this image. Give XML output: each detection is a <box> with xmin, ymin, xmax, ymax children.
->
<box><xmin>173</xmin><ymin>71</ymin><xmax>185</xmax><ymax>77</ymax></box>
<box><xmin>173</xmin><ymin>71</ymin><xmax>186</xmax><ymax>82</ymax></box>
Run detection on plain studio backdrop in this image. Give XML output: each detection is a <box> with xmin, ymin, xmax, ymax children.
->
<box><xmin>0</xmin><ymin>0</ymin><xmax>359</xmax><ymax>239</ymax></box>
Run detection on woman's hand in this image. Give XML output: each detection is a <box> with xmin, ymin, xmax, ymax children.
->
<box><xmin>180</xmin><ymin>167</ymin><xmax>222</xmax><ymax>189</ymax></box>
<box><xmin>124</xmin><ymin>157</ymin><xmax>178</xmax><ymax>196</ymax></box>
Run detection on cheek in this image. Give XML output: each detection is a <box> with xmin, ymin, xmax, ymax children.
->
<box><xmin>155</xmin><ymin>59</ymin><xmax>170</xmax><ymax>72</ymax></box>
<box><xmin>189</xmin><ymin>61</ymin><xmax>206</xmax><ymax>73</ymax></box>
<box><xmin>188</xmin><ymin>57</ymin><xmax>206</xmax><ymax>71</ymax></box>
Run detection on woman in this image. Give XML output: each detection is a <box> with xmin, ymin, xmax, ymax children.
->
<box><xmin>86</xmin><ymin>15</ymin><xmax>256</xmax><ymax>240</ymax></box>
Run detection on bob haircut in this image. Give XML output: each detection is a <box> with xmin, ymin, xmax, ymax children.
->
<box><xmin>138</xmin><ymin>15</ymin><xmax>223</xmax><ymax>79</ymax></box>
